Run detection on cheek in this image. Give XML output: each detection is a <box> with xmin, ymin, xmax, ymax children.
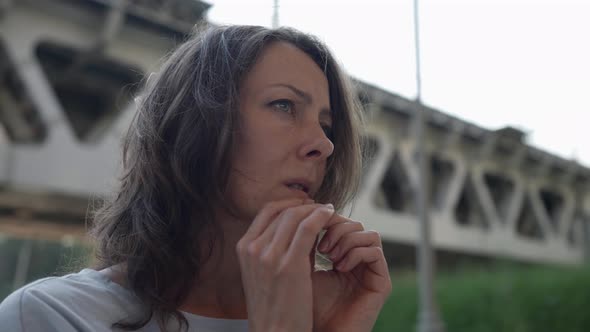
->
<box><xmin>225</xmin><ymin>116</ymin><xmax>298</xmax><ymax>218</ymax></box>
<box><xmin>224</xmin><ymin>171</ymin><xmax>259</xmax><ymax>220</ymax></box>
<box><xmin>232</xmin><ymin>141</ymin><xmax>271</xmax><ymax>176</ymax></box>
<box><xmin>233</xmin><ymin>125</ymin><xmax>289</xmax><ymax>175</ymax></box>
<box><xmin>225</xmin><ymin>139</ymin><xmax>281</xmax><ymax>219</ymax></box>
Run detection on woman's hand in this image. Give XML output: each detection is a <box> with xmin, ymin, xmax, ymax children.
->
<box><xmin>236</xmin><ymin>199</ymin><xmax>342</xmax><ymax>332</ymax></box>
<box><xmin>312</xmin><ymin>214</ymin><xmax>392</xmax><ymax>332</ymax></box>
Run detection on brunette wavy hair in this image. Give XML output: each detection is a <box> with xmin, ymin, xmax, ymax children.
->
<box><xmin>90</xmin><ymin>24</ymin><xmax>364</xmax><ymax>331</ymax></box>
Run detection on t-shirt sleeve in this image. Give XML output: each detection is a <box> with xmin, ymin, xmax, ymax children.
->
<box><xmin>0</xmin><ymin>286</ymin><xmax>78</xmax><ymax>332</ymax></box>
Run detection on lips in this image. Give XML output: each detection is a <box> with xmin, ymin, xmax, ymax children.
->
<box><xmin>287</xmin><ymin>183</ymin><xmax>309</xmax><ymax>193</ymax></box>
<box><xmin>285</xmin><ymin>179</ymin><xmax>312</xmax><ymax>196</ymax></box>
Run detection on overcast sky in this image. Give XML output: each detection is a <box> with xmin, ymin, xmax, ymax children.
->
<box><xmin>205</xmin><ymin>0</ymin><xmax>590</xmax><ymax>166</ymax></box>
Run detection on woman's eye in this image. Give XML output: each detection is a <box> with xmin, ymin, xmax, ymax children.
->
<box><xmin>270</xmin><ymin>99</ymin><xmax>294</xmax><ymax>114</ymax></box>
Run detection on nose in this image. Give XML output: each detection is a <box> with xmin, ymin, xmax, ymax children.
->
<box><xmin>298</xmin><ymin>122</ymin><xmax>335</xmax><ymax>161</ymax></box>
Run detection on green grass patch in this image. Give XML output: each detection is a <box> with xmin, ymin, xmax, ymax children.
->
<box><xmin>374</xmin><ymin>264</ymin><xmax>590</xmax><ymax>332</ymax></box>
<box><xmin>0</xmin><ymin>238</ymin><xmax>92</xmax><ymax>300</ymax></box>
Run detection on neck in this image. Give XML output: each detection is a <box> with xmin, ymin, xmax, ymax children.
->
<box><xmin>179</xmin><ymin>210</ymin><xmax>250</xmax><ymax>319</ymax></box>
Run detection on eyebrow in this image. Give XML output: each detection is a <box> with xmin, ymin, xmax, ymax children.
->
<box><xmin>269</xmin><ymin>83</ymin><xmax>332</xmax><ymax>119</ymax></box>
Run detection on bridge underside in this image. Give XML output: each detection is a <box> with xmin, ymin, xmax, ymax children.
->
<box><xmin>0</xmin><ymin>0</ymin><xmax>589</xmax><ymax>265</ymax></box>
<box><xmin>349</xmin><ymin>96</ymin><xmax>590</xmax><ymax>264</ymax></box>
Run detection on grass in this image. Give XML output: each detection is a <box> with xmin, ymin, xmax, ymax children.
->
<box><xmin>374</xmin><ymin>264</ymin><xmax>590</xmax><ymax>332</ymax></box>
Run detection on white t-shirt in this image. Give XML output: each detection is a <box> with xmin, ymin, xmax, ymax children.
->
<box><xmin>0</xmin><ymin>269</ymin><xmax>248</xmax><ymax>331</ymax></box>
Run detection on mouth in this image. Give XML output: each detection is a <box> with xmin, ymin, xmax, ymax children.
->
<box><xmin>285</xmin><ymin>182</ymin><xmax>311</xmax><ymax>197</ymax></box>
<box><xmin>287</xmin><ymin>183</ymin><xmax>309</xmax><ymax>193</ymax></box>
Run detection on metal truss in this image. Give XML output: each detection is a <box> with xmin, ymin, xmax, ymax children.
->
<box><xmin>0</xmin><ymin>0</ymin><xmax>588</xmax><ymax>264</ymax></box>
<box><xmin>350</xmin><ymin>91</ymin><xmax>590</xmax><ymax>264</ymax></box>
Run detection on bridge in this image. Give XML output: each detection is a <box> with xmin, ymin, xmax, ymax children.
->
<box><xmin>0</xmin><ymin>0</ymin><xmax>588</xmax><ymax>270</ymax></box>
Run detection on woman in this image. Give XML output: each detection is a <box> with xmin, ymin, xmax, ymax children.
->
<box><xmin>0</xmin><ymin>25</ymin><xmax>391</xmax><ymax>331</ymax></box>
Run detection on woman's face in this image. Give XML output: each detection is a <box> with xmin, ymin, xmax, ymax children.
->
<box><xmin>227</xmin><ymin>41</ymin><xmax>334</xmax><ymax>220</ymax></box>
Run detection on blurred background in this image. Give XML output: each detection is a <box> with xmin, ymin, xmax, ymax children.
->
<box><xmin>0</xmin><ymin>0</ymin><xmax>589</xmax><ymax>331</ymax></box>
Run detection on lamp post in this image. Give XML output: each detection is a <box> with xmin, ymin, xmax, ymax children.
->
<box><xmin>272</xmin><ymin>0</ymin><xmax>279</xmax><ymax>28</ymax></box>
<box><xmin>413</xmin><ymin>0</ymin><xmax>445</xmax><ymax>331</ymax></box>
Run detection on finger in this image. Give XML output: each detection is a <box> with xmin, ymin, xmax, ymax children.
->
<box><xmin>333</xmin><ymin>247</ymin><xmax>388</xmax><ymax>278</ymax></box>
<box><xmin>255</xmin><ymin>203</ymin><xmax>327</xmax><ymax>263</ymax></box>
<box><xmin>240</xmin><ymin>199</ymin><xmax>306</xmax><ymax>242</ymax></box>
<box><xmin>285</xmin><ymin>204</ymin><xmax>341</xmax><ymax>261</ymax></box>
<box><xmin>337</xmin><ymin>247</ymin><xmax>392</xmax><ymax>294</ymax></box>
<box><xmin>237</xmin><ymin>199</ymin><xmax>310</xmax><ymax>264</ymax></box>
<box><xmin>327</xmin><ymin>230</ymin><xmax>382</xmax><ymax>262</ymax></box>
<box><xmin>317</xmin><ymin>218</ymin><xmax>364</xmax><ymax>253</ymax></box>
<box><xmin>268</xmin><ymin>203</ymin><xmax>340</xmax><ymax>254</ymax></box>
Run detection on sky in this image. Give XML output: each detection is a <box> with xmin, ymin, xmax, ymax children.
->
<box><xmin>205</xmin><ymin>0</ymin><xmax>590</xmax><ymax>166</ymax></box>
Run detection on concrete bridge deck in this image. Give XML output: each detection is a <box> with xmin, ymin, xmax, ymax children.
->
<box><xmin>0</xmin><ymin>0</ymin><xmax>588</xmax><ymax>265</ymax></box>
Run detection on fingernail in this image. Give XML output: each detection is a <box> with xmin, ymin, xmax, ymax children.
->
<box><xmin>324</xmin><ymin>203</ymin><xmax>334</xmax><ymax>210</ymax></box>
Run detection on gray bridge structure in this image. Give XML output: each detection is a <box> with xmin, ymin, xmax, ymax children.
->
<box><xmin>1</xmin><ymin>0</ymin><xmax>589</xmax><ymax>266</ymax></box>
